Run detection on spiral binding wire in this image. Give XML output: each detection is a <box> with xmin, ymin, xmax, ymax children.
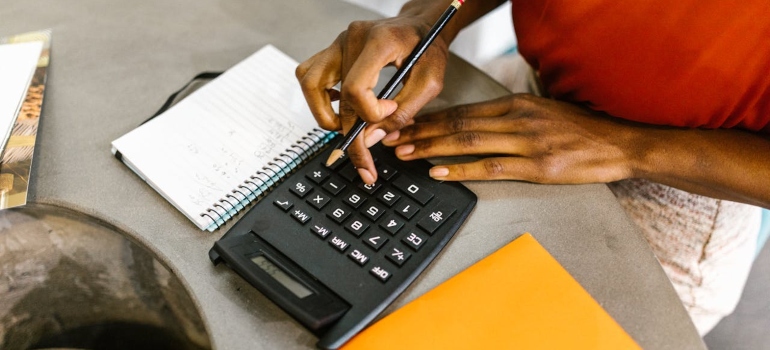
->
<box><xmin>200</xmin><ymin>128</ymin><xmax>337</xmax><ymax>230</ymax></box>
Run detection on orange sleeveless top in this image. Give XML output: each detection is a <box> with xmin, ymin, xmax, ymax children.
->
<box><xmin>510</xmin><ymin>0</ymin><xmax>770</xmax><ymax>133</ymax></box>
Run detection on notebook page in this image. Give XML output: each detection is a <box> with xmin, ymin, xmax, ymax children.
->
<box><xmin>0</xmin><ymin>41</ymin><xmax>43</xmax><ymax>155</ymax></box>
<box><xmin>112</xmin><ymin>45</ymin><xmax>321</xmax><ymax>230</ymax></box>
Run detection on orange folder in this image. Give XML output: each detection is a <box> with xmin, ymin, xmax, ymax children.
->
<box><xmin>342</xmin><ymin>233</ymin><xmax>640</xmax><ymax>349</ymax></box>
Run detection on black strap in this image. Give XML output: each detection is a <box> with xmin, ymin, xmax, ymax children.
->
<box><xmin>141</xmin><ymin>71</ymin><xmax>223</xmax><ymax>125</ymax></box>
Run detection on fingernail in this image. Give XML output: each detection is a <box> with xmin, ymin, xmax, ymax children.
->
<box><xmin>395</xmin><ymin>144</ymin><xmax>414</xmax><ymax>157</ymax></box>
<box><xmin>364</xmin><ymin>129</ymin><xmax>387</xmax><ymax>148</ymax></box>
<box><xmin>430</xmin><ymin>167</ymin><xmax>449</xmax><ymax>178</ymax></box>
<box><xmin>382</xmin><ymin>130</ymin><xmax>400</xmax><ymax>144</ymax></box>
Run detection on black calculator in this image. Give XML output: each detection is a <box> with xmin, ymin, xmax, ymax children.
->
<box><xmin>209</xmin><ymin>135</ymin><xmax>477</xmax><ymax>349</ymax></box>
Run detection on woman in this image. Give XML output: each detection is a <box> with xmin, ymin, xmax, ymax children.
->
<box><xmin>295</xmin><ymin>0</ymin><xmax>770</xmax><ymax>334</ymax></box>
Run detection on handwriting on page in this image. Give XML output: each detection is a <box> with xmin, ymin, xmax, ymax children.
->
<box><xmin>111</xmin><ymin>45</ymin><xmax>320</xmax><ymax>229</ymax></box>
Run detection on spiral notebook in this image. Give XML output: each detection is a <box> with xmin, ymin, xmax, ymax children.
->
<box><xmin>111</xmin><ymin>45</ymin><xmax>336</xmax><ymax>231</ymax></box>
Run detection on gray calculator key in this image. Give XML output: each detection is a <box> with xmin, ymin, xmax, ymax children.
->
<box><xmin>363</xmin><ymin>232</ymin><xmax>389</xmax><ymax>251</ymax></box>
<box><xmin>291</xmin><ymin>208</ymin><xmax>312</xmax><ymax>224</ymax></box>
<box><xmin>394</xmin><ymin>199</ymin><xmax>420</xmax><ymax>220</ymax></box>
<box><xmin>290</xmin><ymin>180</ymin><xmax>313</xmax><ymax>198</ymax></box>
<box><xmin>392</xmin><ymin>176</ymin><xmax>433</xmax><ymax>205</ymax></box>
<box><xmin>348</xmin><ymin>249</ymin><xmax>370</xmax><ymax>266</ymax></box>
<box><xmin>370</xmin><ymin>266</ymin><xmax>392</xmax><ymax>282</ymax></box>
<box><xmin>273</xmin><ymin>199</ymin><xmax>293</xmax><ymax>212</ymax></box>
<box><xmin>385</xmin><ymin>247</ymin><xmax>411</xmax><ymax>267</ymax></box>
<box><xmin>416</xmin><ymin>201</ymin><xmax>456</xmax><ymax>235</ymax></box>
<box><xmin>402</xmin><ymin>231</ymin><xmax>427</xmax><ymax>251</ymax></box>
<box><xmin>329</xmin><ymin>236</ymin><xmax>350</xmax><ymax>252</ymax></box>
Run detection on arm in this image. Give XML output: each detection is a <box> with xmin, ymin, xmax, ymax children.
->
<box><xmin>635</xmin><ymin>126</ymin><xmax>770</xmax><ymax>208</ymax></box>
<box><xmin>296</xmin><ymin>0</ymin><xmax>507</xmax><ymax>184</ymax></box>
<box><xmin>381</xmin><ymin>94</ymin><xmax>770</xmax><ymax>208</ymax></box>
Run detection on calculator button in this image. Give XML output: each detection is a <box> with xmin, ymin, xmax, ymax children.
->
<box><xmin>322</xmin><ymin>178</ymin><xmax>346</xmax><ymax>195</ymax></box>
<box><xmin>306</xmin><ymin>193</ymin><xmax>331</xmax><ymax>210</ymax></box>
<box><xmin>291</xmin><ymin>208</ymin><xmax>312</xmax><ymax>224</ymax></box>
<box><xmin>311</xmin><ymin>224</ymin><xmax>332</xmax><ymax>239</ymax></box>
<box><xmin>417</xmin><ymin>202</ymin><xmax>456</xmax><ymax>235</ymax></box>
<box><xmin>306</xmin><ymin>168</ymin><xmax>330</xmax><ymax>184</ymax></box>
<box><xmin>376</xmin><ymin>163</ymin><xmax>398</xmax><ymax>181</ymax></box>
<box><xmin>363</xmin><ymin>232</ymin><xmax>389</xmax><ymax>251</ymax></box>
<box><xmin>326</xmin><ymin>206</ymin><xmax>351</xmax><ymax>224</ymax></box>
<box><xmin>357</xmin><ymin>181</ymin><xmax>382</xmax><ymax>195</ymax></box>
<box><xmin>393</xmin><ymin>176</ymin><xmax>433</xmax><ymax>205</ymax></box>
<box><xmin>338</xmin><ymin>163</ymin><xmax>359</xmax><ymax>182</ymax></box>
<box><xmin>394</xmin><ymin>200</ymin><xmax>420</xmax><ymax>220</ymax></box>
<box><xmin>329</xmin><ymin>236</ymin><xmax>350</xmax><ymax>252</ymax></box>
<box><xmin>348</xmin><ymin>249</ymin><xmax>370</xmax><ymax>266</ymax></box>
<box><xmin>345</xmin><ymin>218</ymin><xmax>369</xmax><ymax>237</ymax></box>
<box><xmin>370</xmin><ymin>266</ymin><xmax>392</xmax><ymax>282</ymax></box>
<box><xmin>343</xmin><ymin>190</ymin><xmax>367</xmax><ymax>209</ymax></box>
<box><xmin>402</xmin><ymin>232</ymin><xmax>427</xmax><ymax>251</ymax></box>
<box><xmin>273</xmin><ymin>199</ymin><xmax>293</xmax><ymax>212</ymax></box>
<box><xmin>379</xmin><ymin>215</ymin><xmax>405</xmax><ymax>235</ymax></box>
<box><xmin>386</xmin><ymin>247</ymin><xmax>411</xmax><ymax>267</ymax></box>
<box><xmin>377</xmin><ymin>189</ymin><xmax>401</xmax><ymax>207</ymax></box>
<box><xmin>290</xmin><ymin>180</ymin><xmax>313</xmax><ymax>198</ymax></box>
<box><xmin>361</xmin><ymin>203</ymin><xmax>386</xmax><ymax>222</ymax></box>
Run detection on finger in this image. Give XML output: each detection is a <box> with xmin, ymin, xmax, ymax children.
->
<box><xmin>296</xmin><ymin>43</ymin><xmax>343</xmax><ymax>131</ymax></box>
<box><xmin>374</xmin><ymin>58</ymin><xmax>446</xmax><ymax>133</ymax></box>
<box><xmin>346</xmin><ymin>133</ymin><xmax>378</xmax><ymax>184</ymax></box>
<box><xmin>393</xmin><ymin>131</ymin><xmax>535</xmax><ymax>160</ymax></box>
<box><xmin>363</xmin><ymin>102</ymin><xmax>398</xmax><ymax>147</ymax></box>
<box><xmin>382</xmin><ymin>117</ymin><xmax>523</xmax><ymax>146</ymax></box>
<box><xmin>428</xmin><ymin>157</ymin><xmax>539</xmax><ymax>181</ymax></box>
<box><xmin>341</xmin><ymin>36</ymin><xmax>405</xmax><ymax>124</ymax></box>
<box><xmin>415</xmin><ymin>96</ymin><xmax>514</xmax><ymax>123</ymax></box>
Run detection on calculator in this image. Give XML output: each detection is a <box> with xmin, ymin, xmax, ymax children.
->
<box><xmin>209</xmin><ymin>136</ymin><xmax>477</xmax><ymax>349</ymax></box>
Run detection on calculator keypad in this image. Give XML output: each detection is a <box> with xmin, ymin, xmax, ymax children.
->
<box><xmin>280</xmin><ymin>156</ymin><xmax>450</xmax><ymax>284</ymax></box>
<box><xmin>212</xmin><ymin>138</ymin><xmax>477</xmax><ymax>347</ymax></box>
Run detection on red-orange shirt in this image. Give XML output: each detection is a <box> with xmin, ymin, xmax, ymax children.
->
<box><xmin>511</xmin><ymin>0</ymin><xmax>770</xmax><ymax>134</ymax></box>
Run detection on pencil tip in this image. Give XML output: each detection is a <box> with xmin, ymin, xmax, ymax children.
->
<box><xmin>326</xmin><ymin>149</ymin><xmax>344</xmax><ymax>167</ymax></box>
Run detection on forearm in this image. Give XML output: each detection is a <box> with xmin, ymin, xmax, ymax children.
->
<box><xmin>399</xmin><ymin>0</ymin><xmax>508</xmax><ymax>44</ymax></box>
<box><xmin>632</xmin><ymin>127</ymin><xmax>770</xmax><ymax>208</ymax></box>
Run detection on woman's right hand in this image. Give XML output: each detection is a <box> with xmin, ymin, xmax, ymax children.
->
<box><xmin>295</xmin><ymin>14</ymin><xmax>451</xmax><ymax>184</ymax></box>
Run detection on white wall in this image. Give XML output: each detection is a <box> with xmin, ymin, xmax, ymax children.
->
<box><xmin>340</xmin><ymin>0</ymin><xmax>517</xmax><ymax>67</ymax></box>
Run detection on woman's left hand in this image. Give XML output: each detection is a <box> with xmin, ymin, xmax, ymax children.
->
<box><xmin>381</xmin><ymin>94</ymin><xmax>642</xmax><ymax>184</ymax></box>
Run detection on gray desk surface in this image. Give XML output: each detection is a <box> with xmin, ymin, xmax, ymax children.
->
<box><xmin>1</xmin><ymin>0</ymin><xmax>704</xmax><ymax>349</ymax></box>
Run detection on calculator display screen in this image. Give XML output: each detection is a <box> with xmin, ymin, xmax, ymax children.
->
<box><xmin>250</xmin><ymin>255</ymin><xmax>313</xmax><ymax>299</ymax></box>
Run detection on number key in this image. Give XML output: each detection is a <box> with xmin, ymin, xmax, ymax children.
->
<box><xmin>326</xmin><ymin>206</ymin><xmax>350</xmax><ymax>224</ymax></box>
<box><xmin>343</xmin><ymin>190</ymin><xmax>367</xmax><ymax>209</ymax></box>
<box><xmin>345</xmin><ymin>218</ymin><xmax>369</xmax><ymax>237</ymax></box>
<box><xmin>363</xmin><ymin>232</ymin><xmax>389</xmax><ymax>251</ymax></box>
<box><xmin>361</xmin><ymin>203</ymin><xmax>385</xmax><ymax>222</ymax></box>
<box><xmin>395</xmin><ymin>199</ymin><xmax>420</xmax><ymax>220</ymax></box>
<box><xmin>379</xmin><ymin>215</ymin><xmax>404</xmax><ymax>235</ymax></box>
<box><xmin>377</xmin><ymin>189</ymin><xmax>401</xmax><ymax>207</ymax></box>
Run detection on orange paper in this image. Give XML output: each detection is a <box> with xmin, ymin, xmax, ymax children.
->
<box><xmin>342</xmin><ymin>233</ymin><xmax>640</xmax><ymax>349</ymax></box>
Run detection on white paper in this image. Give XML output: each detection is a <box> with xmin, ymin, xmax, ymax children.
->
<box><xmin>0</xmin><ymin>41</ymin><xmax>43</xmax><ymax>155</ymax></box>
<box><xmin>112</xmin><ymin>45</ymin><xmax>329</xmax><ymax>230</ymax></box>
